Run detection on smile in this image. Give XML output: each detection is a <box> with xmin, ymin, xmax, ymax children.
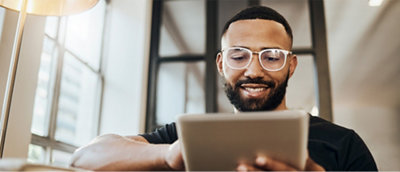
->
<box><xmin>240</xmin><ymin>83</ymin><xmax>270</xmax><ymax>98</ymax></box>
<box><xmin>244</xmin><ymin>87</ymin><xmax>266</xmax><ymax>92</ymax></box>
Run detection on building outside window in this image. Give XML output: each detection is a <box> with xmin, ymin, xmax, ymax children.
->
<box><xmin>28</xmin><ymin>0</ymin><xmax>107</xmax><ymax>166</ymax></box>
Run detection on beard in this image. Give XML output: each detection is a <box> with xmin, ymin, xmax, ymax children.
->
<box><xmin>224</xmin><ymin>74</ymin><xmax>289</xmax><ymax>112</ymax></box>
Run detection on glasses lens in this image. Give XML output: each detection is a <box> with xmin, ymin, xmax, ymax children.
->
<box><xmin>260</xmin><ymin>49</ymin><xmax>286</xmax><ymax>70</ymax></box>
<box><xmin>225</xmin><ymin>48</ymin><xmax>251</xmax><ymax>69</ymax></box>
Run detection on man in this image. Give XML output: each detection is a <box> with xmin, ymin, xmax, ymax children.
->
<box><xmin>71</xmin><ymin>6</ymin><xmax>377</xmax><ymax>171</ymax></box>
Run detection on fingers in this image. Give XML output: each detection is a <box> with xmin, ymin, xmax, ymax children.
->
<box><xmin>305</xmin><ymin>157</ymin><xmax>325</xmax><ymax>171</ymax></box>
<box><xmin>236</xmin><ymin>163</ymin><xmax>262</xmax><ymax>172</ymax></box>
<box><xmin>236</xmin><ymin>156</ymin><xmax>297</xmax><ymax>171</ymax></box>
<box><xmin>236</xmin><ymin>153</ymin><xmax>325</xmax><ymax>172</ymax></box>
<box><xmin>254</xmin><ymin>156</ymin><xmax>297</xmax><ymax>171</ymax></box>
<box><xmin>165</xmin><ymin>141</ymin><xmax>185</xmax><ymax>170</ymax></box>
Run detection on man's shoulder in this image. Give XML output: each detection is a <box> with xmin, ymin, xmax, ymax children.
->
<box><xmin>140</xmin><ymin>122</ymin><xmax>178</xmax><ymax>144</ymax></box>
<box><xmin>308</xmin><ymin>116</ymin><xmax>377</xmax><ymax>171</ymax></box>
<box><xmin>308</xmin><ymin>115</ymin><xmax>360</xmax><ymax>148</ymax></box>
<box><xmin>309</xmin><ymin>115</ymin><xmax>355</xmax><ymax>136</ymax></box>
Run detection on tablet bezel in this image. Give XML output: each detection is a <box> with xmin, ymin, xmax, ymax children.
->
<box><xmin>177</xmin><ymin>110</ymin><xmax>309</xmax><ymax>171</ymax></box>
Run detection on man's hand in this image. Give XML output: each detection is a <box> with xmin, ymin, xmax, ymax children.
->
<box><xmin>236</xmin><ymin>155</ymin><xmax>325</xmax><ymax>171</ymax></box>
<box><xmin>164</xmin><ymin>140</ymin><xmax>185</xmax><ymax>170</ymax></box>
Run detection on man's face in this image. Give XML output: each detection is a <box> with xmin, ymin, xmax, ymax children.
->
<box><xmin>216</xmin><ymin>19</ymin><xmax>297</xmax><ymax>111</ymax></box>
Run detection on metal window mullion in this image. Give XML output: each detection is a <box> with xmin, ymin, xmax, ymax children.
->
<box><xmin>47</xmin><ymin>17</ymin><xmax>69</xmax><ymax>145</ymax></box>
<box><xmin>64</xmin><ymin>49</ymin><xmax>100</xmax><ymax>74</ymax></box>
<box><xmin>38</xmin><ymin>19</ymin><xmax>62</xmax><ymax>139</ymax></box>
<box><xmin>40</xmin><ymin>35</ymin><xmax>58</xmax><ymax>139</ymax></box>
<box><xmin>183</xmin><ymin>65</ymin><xmax>189</xmax><ymax>113</ymax></box>
<box><xmin>146</xmin><ymin>0</ymin><xmax>163</xmax><ymax>132</ymax></box>
<box><xmin>44</xmin><ymin>34</ymin><xmax>57</xmax><ymax>42</ymax></box>
<box><xmin>158</xmin><ymin>56</ymin><xmax>204</xmax><ymax>63</ymax></box>
<box><xmin>205</xmin><ymin>0</ymin><xmax>218</xmax><ymax>113</ymax></box>
<box><xmin>292</xmin><ymin>48</ymin><xmax>315</xmax><ymax>55</ymax></box>
<box><xmin>31</xmin><ymin>134</ymin><xmax>77</xmax><ymax>153</ymax></box>
<box><xmin>45</xmin><ymin>33</ymin><xmax>100</xmax><ymax>75</ymax></box>
<box><xmin>308</xmin><ymin>0</ymin><xmax>332</xmax><ymax>121</ymax></box>
<box><xmin>95</xmin><ymin>0</ymin><xmax>111</xmax><ymax>136</ymax></box>
<box><xmin>96</xmin><ymin>76</ymin><xmax>104</xmax><ymax>136</ymax></box>
<box><xmin>45</xmin><ymin>146</ymin><xmax>51</xmax><ymax>164</ymax></box>
<box><xmin>47</xmin><ymin>40</ymin><xmax>65</xmax><ymax>143</ymax></box>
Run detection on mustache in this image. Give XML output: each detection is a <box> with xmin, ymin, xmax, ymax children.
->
<box><xmin>235</xmin><ymin>78</ymin><xmax>275</xmax><ymax>88</ymax></box>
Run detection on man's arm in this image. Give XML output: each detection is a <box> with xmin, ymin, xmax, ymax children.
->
<box><xmin>70</xmin><ymin>134</ymin><xmax>183</xmax><ymax>170</ymax></box>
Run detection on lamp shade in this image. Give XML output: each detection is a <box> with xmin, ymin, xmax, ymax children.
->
<box><xmin>0</xmin><ymin>0</ymin><xmax>99</xmax><ymax>16</ymax></box>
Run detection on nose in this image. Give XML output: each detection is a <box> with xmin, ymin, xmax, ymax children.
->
<box><xmin>244</xmin><ymin>53</ymin><xmax>265</xmax><ymax>79</ymax></box>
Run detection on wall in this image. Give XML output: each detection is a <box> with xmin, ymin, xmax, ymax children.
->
<box><xmin>325</xmin><ymin>0</ymin><xmax>400</xmax><ymax>170</ymax></box>
<box><xmin>0</xmin><ymin>10</ymin><xmax>44</xmax><ymax>158</ymax></box>
<box><xmin>99</xmin><ymin>0</ymin><xmax>152</xmax><ymax>135</ymax></box>
<box><xmin>335</xmin><ymin>106</ymin><xmax>400</xmax><ymax>170</ymax></box>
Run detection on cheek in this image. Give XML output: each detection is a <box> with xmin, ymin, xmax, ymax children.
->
<box><xmin>269</xmin><ymin>69</ymin><xmax>290</xmax><ymax>85</ymax></box>
<box><xmin>223</xmin><ymin>63</ymin><xmax>243</xmax><ymax>85</ymax></box>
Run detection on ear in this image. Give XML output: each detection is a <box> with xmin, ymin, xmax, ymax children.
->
<box><xmin>216</xmin><ymin>52</ymin><xmax>224</xmax><ymax>76</ymax></box>
<box><xmin>288</xmin><ymin>54</ymin><xmax>297</xmax><ymax>78</ymax></box>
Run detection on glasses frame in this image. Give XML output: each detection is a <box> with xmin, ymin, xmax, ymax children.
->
<box><xmin>221</xmin><ymin>47</ymin><xmax>292</xmax><ymax>72</ymax></box>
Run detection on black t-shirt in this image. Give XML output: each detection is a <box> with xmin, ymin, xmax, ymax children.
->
<box><xmin>141</xmin><ymin>116</ymin><xmax>378</xmax><ymax>171</ymax></box>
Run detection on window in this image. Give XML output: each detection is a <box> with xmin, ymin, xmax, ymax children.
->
<box><xmin>156</xmin><ymin>0</ymin><xmax>207</xmax><ymax>124</ymax></box>
<box><xmin>146</xmin><ymin>0</ymin><xmax>218</xmax><ymax>131</ymax></box>
<box><xmin>147</xmin><ymin>0</ymin><xmax>332</xmax><ymax>132</ymax></box>
<box><xmin>156</xmin><ymin>61</ymin><xmax>206</xmax><ymax>124</ymax></box>
<box><xmin>28</xmin><ymin>0</ymin><xmax>107</xmax><ymax>166</ymax></box>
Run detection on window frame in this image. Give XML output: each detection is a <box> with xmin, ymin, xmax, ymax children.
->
<box><xmin>146</xmin><ymin>0</ymin><xmax>332</xmax><ymax>132</ymax></box>
<box><xmin>146</xmin><ymin>0</ymin><xmax>218</xmax><ymax>132</ymax></box>
<box><xmin>29</xmin><ymin>0</ymin><xmax>108</xmax><ymax>163</ymax></box>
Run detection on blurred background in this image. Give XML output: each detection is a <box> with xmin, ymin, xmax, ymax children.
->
<box><xmin>0</xmin><ymin>0</ymin><xmax>399</xmax><ymax>170</ymax></box>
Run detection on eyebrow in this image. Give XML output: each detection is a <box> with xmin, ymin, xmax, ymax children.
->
<box><xmin>232</xmin><ymin>45</ymin><xmax>284</xmax><ymax>50</ymax></box>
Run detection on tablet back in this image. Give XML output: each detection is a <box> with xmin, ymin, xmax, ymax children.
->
<box><xmin>177</xmin><ymin>110</ymin><xmax>309</xmax><ymax>171</ymax></box>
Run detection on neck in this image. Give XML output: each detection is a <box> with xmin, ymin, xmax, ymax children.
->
<box><xmin>275</xmin><ymin>96</ymin><xmax>288</xmax><ymax>110</ymax></box>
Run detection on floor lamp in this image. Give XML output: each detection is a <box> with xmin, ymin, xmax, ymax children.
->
<box><xmin>0</xmin><ymin>0</ymin><xmax>99</xmax><ymax>157</ymax></box>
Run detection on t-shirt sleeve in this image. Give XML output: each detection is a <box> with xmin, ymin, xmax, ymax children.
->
<box><xmin>139</xmin><ymin>122</ymin><xmax>178</xmax><ymax>144</ymax></box>
<box><xmin>341</xmin><ymin>130</ymin><xmax>378</xmax><ymax>171</ymax></box>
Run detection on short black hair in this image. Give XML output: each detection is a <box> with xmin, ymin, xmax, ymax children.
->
<box><xmin>222</xmin><ymin>6</ymin><xmax>293</xmax><ymax>43</ymax></box>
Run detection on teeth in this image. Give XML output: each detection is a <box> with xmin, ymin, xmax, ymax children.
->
<box><xmin>244</xmin><ymin>87</ymin><xmax>265</xmax><ymax>92</ymax></box>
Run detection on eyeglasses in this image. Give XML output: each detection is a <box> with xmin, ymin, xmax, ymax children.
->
<box><xmin>221</xmin><ymin>47</ymin><xmax>292</xmax><ymax>71</ymax></box>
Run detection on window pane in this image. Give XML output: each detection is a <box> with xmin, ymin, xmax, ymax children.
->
<box><xmin>51</xmin><ymin>149</ymin><xmax>72</xmax><ymax>167</ymax></box>
<box><xmin>31</xmin><ymin>37</ymin><xmax>58</xmax><ymax>136</ymax></box>
<box><xmin>156</xmin><ymin>62</ymin><xmax>206</xmax><ymax>125</ymax></box>
<box><xmin>217</xmin><ymin>0</ymin><xmax>249</xmax><ymax>50</ymax></box>
<box><xmin>55</xmin><ymin>52</ymin><xmax>100</xmax><ymax>146</ymax></box>
<box><xmin>27</xmin><ymin>144</ymin><xmax>46</xmax><ymax>164</ymax></box>
<box><xmin>159</xmin><ymin>0</ymin><xmax>206</xmax><ymax>57</ymax></box>
<box><xmin>217</xmin><ymin>55</ymin><xmax>317</xmax><ymax>115</ymax></box>
<box><xmin>45</xmin><ymin>17</ymin><xmax>59</xmax><ymax>39</ymax></box>
<box><xmin>65</xmin><ymin>0</ymin><xmax>106</xmax><ymax>70</ymax></box>
<box><xmin>286</xmin><ymin>55</ymin><xmax>317</xmax><ymax>114</ymax></box>
<box><xmin>260</xmin><ymin>0</ymin><xmax>312</xmax><ymax>49</ymax></box>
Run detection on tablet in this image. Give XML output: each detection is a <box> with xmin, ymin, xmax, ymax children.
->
<box><xmin>176</xmin><ymin>110</ymin><xmax>309</xmax><ymax>171</ymax></box>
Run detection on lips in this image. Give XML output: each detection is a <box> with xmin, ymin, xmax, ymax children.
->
<box><xmin>240</xmin><ymin>83</ymin><xmax>270</xmax><ymax>98</ymax></box>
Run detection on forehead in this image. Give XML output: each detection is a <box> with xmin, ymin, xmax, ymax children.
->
<box><xmin>222</xmin><ymin>19</ymin><xmax>292</xmax><ymax>51</ymax></box>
